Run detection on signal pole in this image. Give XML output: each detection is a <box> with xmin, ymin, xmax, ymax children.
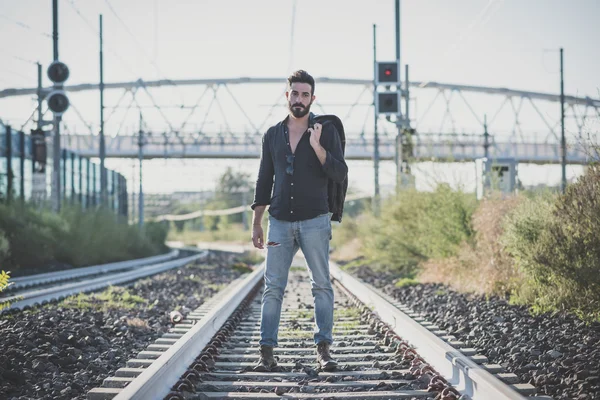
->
<box><xmin>560</xmin><ymin>48</ymin><xmax>566</xmax><ymax>193</ymax></box>
<box><xmin>138</xmin><ymin>112</ymin><xmax>145</xmax><ymax>229</ymax></box>
<box><xmin>99</xmin><ymin>14</ymin><xmax>107</xmax><ymax>207</ymax></box>
<box><xmin>373</xmin><ymin>24</ymin><xmax>380</xmax><ymax>216</ymax></box>
<box><xmin>51</xmin><ymin>0</ymin><xmax>61</xmax><ymax>212</ymax></box>
<box><xmin>395</xmin><ymin>0</ymin><xmax>403</xmax><ymax>189</ymax></box>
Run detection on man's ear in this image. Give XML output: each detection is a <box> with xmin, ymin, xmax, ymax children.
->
<box><xmin>285</xmin><ymin>91</ymin><xmax>290</xmax><ymax>100</ymax></box>
<box><xmin>312</xmin><ymin>94</ymin><xmax>317</xmax><ymax>103</ymax></box>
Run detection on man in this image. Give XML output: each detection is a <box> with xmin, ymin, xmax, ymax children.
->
<box><xmin>251</xmin><ymin>70</ymin><xmax>348</xmax><ymax>371</ymax></box>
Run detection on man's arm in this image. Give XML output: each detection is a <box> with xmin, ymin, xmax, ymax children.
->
<box><xmin>252</xmin><ymin>205</ymin><xmax>267</xmax><ymax>249</ymax></box>
<box><xmin>251</xmin><ymin>131</ymin><xmax>274</xmax><ymax>249</ymax></box>
<box><xmin>309</xmin><ymin>122</ymin><xmax>348</xmax><ymax>183</ymax></box>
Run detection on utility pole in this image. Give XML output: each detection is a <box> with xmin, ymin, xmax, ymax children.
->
<box><xmin>404</xmin><ymin>63</ymin><xmax>411</xmax><ymax>173</ymax></box>
<box><xmin>138</xmin><ymin>112</ymin><xmax>144</xmax><ymax>230</ymax></box>
<box><xmin>242</xmin><ymin>190</ymin><xmax>248</xmax><ymax>230</ymax></box>
<box><xmin>131</xmin><ymin>160</ymin><xmax>136</xmax><ymax>224</ymax></box>
<box><xmin>37</xmin><ymin>63</ymin><xmax>43</xmax><ymax>131</ymax></box>
<box><xmin>483</xmin><ymin>114</ymin><xmax>490</xmax><ymax>159</ymax></box>
<box><xmin>394</xmin><ymin>0</ymin><xmax>403</xmax><ymax>189</ymax></box>
<box><xmin>373</xmin><ymin>24</ymin><xmax>380</xmax><ymax>216</ymax></box>
<box><xmin>560</xmin><ymin>48</ymin><xmax>566</xmax><ymax>193</ymax></box>
<box><xmin>99</xmin><ymin>14</ymin><xmax>107</xmax><ymax>206</ymax></box>
<box><xmin>51</xmin><ymin>0</ymin><xmax>61</xmax><ymax>212</ymax></box>
<box><xmin>405</xmin><ymin>64</ymin><xmax>410</xmax><ymax>129</ymax></box>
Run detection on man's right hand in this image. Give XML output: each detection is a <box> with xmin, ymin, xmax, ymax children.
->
<box><xmin>252</xmin><ymin>225</ymin><xmax>264</xmax><ymax>249</ymax></box>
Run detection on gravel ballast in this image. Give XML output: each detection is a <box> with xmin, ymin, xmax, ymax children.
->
<box><xmin>0</xmin><ymin>251</ymin><xmax>251</xmax><ymax>400</ymax></box>
<box><xmin>352</xmin><ymin>266</ymin><xmax>600</xmax><ymax>400</ymax></box>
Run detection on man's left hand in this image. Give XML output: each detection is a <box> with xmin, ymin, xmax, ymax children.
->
<box><xmin>308</xmin><ymin>123</ymin><xmax>327</xmax><ymax>165</ymax></box>
<box><xmin>308</xmin><ymin>123</ymin><xmax>322</xmax><ymax>149</ymax></box>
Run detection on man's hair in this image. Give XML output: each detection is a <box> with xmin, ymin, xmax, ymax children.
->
<box><xmin>287</xmin><ymin>70</ymin><xmax>315</xmax><ymax>96</ymax></box>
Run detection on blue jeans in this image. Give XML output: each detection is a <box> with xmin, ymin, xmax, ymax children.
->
<box><xmin>259</xmin><ymin>213</ymin><xmax>334</xmax><ymax>347</ymax></box>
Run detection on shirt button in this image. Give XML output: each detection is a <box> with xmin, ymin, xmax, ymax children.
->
<box><xmin>291</xmin><ymin>211</ymin><xmax>294</xmax><ymax>214</ymax></box>
<box><xmin>291</xmin><ymin>183</ymin><xmax>294</xmax><ymax>186</ymax></box>
<box><xmin>291</xmin><ymin>196</ymin><xmax>294</xmax><ymax>199</ymax></box>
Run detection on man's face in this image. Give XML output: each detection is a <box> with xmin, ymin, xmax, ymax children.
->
<box><xmin>286</xmin><ymin>82</ymin><xmax>315</xmax><ymax>118</ymax></box>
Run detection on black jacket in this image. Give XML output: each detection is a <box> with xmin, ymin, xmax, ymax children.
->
<box><xmin>311</xmin><ymin>113</ymin><xmax>349</xmax><ymax>222</ymax></box>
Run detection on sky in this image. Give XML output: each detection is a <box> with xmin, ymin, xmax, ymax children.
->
<box><xmin>0</xmin><ymin>0</ymin><xmax>598</xmax><ymax>194</ymax></box>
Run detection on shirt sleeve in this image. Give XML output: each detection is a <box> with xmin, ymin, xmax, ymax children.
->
<box><xmin>320</xmin><ymin>123</ymin><xmax>348</xmax><ymax>183</ymax></box>
<box><xmin>251</xmin><ymin>130</ymin><xmax>274</xmax><ymax>210</ymax></box>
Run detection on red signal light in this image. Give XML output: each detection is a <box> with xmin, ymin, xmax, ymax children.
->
<box><xmin>384</xmin><ymin>69</ymin><xmax>392</xmax><ymax>76</ymax></box>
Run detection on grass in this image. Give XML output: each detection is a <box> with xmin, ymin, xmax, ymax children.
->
<box><xmin>167</xmin><ymin>223</ymin><xmax>250</xmax><ymax>245</ymax></box>
<box><xmin>59</xmin><ymin>286</ymin><xmax>148</xmax><ymax>312</ymax></box>
<box><xmin>290</xmin><ymin>309</ymin><xmax>313</xmax><ymax>320</ymax></box>
<box><xmin>334</xmin><ymin>307</ymin><xmax>361</xmax><ymax>319</ymax></box>
<box><xmin>394</xmin><ymin>278</ymin><xmax>419</xmax><ymax>288</ymax></box>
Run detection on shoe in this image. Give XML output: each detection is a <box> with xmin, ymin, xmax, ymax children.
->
<box><xmin>316</xmin><ymin>341</ymin><xmax>338</xmax><ymax>371</ymax></box>
<box><xmin>256</xmin><ymin>345</ymin><xmax>277</xmax><ymax>370</ymax></box>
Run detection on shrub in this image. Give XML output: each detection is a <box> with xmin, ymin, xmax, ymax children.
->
<box><xmin>0</xmin><ymin>203</ymin><xmax>167</xmax><ymax>272</ymax></box>
<box><xmin>0</xmin><ymin>203</ymin><xmax>68</xmax><ymax>269</ymax></box>
<box><xmin>503</xmin><ymin>165</ymin><xmax>600</xmax><ymax>319</ymax></box>
<box><xmin>419</xmin><ymin>194</ymin><xmax>524</xmax><ymax>296</ymax></box>
<box><xmin>0</xmin><ymin>230</ymin><xmax>10</xmax><ymax>265</ymax></box>
<box><xmin>360</xmin><ymin>184</ymin><xmax>476</xmax><ymax>276</ymax></box>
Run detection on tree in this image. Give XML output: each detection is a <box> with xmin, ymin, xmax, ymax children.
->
<box><xmin>205</xmin><ymin>167</ymin><xmax>254</xmax><ymax>228</ymax></box>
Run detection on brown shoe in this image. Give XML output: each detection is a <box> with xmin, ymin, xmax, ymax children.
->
<box><xmin>256</xmin><ymin>345</ymin><xmax>277</xmax><ymax>370</ymax></box>
<box><xmin>316</xmin><ymin>342</ymin><xmax>338</xmax><ymax>371</ymax></box>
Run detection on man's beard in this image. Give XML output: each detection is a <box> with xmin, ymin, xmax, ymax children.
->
<box><xmin>288</xmin><ymin>101</ymin><xmax>311</xmax><ymax>118</ymax></box>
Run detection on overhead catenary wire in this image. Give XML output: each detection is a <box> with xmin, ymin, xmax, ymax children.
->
<box><xmin>0</xmin><ymin>49</ymin><xmax>39</xmax><ymax>65</ymax></box>
<box><xmin>0</xmin><ymin>13</ymin><xmax>52</xmax><ymax>38</ymax></box>
<box><xmin>419</xmin><ymin>0</ymin><xmax>504</xmax><ymax>88</ymax></box>
<box><xmin>64</xmin><ymin>0</ymin><xmax>139</xmax><ymax>79</ymax></box>
<box><xmin>103</xmin><ymin>0</ymin><xmax>185</xmax><ymax>102</ymax></box>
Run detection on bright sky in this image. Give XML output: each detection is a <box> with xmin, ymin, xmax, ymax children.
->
<box><xmin>1</xmin><ymin>0</ymin><xmax>598</xmax><ymax>93</ymax></box>
<box><xmin>0</xmin><ymin>0</ymin><xmax>598</xmax><ymax>194</ymax></box>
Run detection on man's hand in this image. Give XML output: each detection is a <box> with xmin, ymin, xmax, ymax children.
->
<box><xmin>252</xmin><ymin>224</ymin><xmax>264</xmax><ymax>249</ymax></box>
<box><xmin>308</xmin><ymin>123</ymin><xmax>322</xmax><ymax>148</ymax></box>
<box><xmin>308</xmin><ymin>123</ymin><xmax>327</xmax><ymax>165</ymax></box>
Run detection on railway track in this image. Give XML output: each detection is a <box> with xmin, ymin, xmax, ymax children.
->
<box><xmin>87</xmin><ymin>256</ymin><xmax>546</xmax><ymax>400</ymax></box>
<box><xmin>0</xmin><ymin>249</ymin><xmax>208</xmax><ymax>313</ymax></box>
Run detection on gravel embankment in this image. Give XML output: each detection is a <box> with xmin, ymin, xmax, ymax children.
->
<box><xmin>352</xmin><ymin>266</ymin><xmax>600</xmax><ymax>400</ymax></box>
<box><xmin>0</xmin><ymin>251</ymin><xmax>250</xmax><ymax>400</ymax></box>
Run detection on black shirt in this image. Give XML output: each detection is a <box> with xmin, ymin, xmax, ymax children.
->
<box><xmin>251</xmin><ymin>115</ymin><xmax>348</xmax><ymax>222</ymax></box>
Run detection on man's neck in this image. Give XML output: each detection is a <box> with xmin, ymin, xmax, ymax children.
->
<box><xmin>287</xmin><ymin>113</ymin><xmax>309</xmax><ymax>131</ymax></box>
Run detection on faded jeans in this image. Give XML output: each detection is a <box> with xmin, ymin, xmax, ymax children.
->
<box><xmin>259</xmin><ymin>213</ymin><xmax>334</xmax><ymax>347</ymax></box>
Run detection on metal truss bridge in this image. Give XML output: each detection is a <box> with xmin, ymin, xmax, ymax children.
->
<box><xmin>2</xmin><ymin>77</ymin><xmax>599</xmax><ymax>164</ymax></box>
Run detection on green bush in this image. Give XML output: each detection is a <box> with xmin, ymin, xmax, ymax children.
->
<box><xmin>503</xmin><ymin>166</ymin><xmax>600</xmax><ymax>319</ymax></box>
<box><xmin>0</xmin><ymin>229</ymin><xmax>10</xmax><ymax>265</ymax></box>
<box><xmin>360</xmin><ymin>184</ymin><xmax>476</xmax><ymax>276</ymax></box>
<box><xmin>0</xmin><ymin>203</ymin><xmax>68</xmax><ymax>268</ymax></box>
<box><xmin>0</xmin><ymin>203</ymin><xmax>167</xmax><ymax>272</ymax></box>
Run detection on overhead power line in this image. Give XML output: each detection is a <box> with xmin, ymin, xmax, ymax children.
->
<box><xmin>64</xmin><ymin>0</ymin><xmax>138</xmax><ymax>78</ymax></box>
<box><xmin>0</xmin><ymin>13</ymin><xmax>52</xmax><ymax>38</ymax></box>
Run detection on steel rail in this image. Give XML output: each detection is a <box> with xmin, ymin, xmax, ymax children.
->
<box><xmin>330</xmin><ymin>262</ymin><xmax>527</xmax><ymax>400</ymax></box>
<box><xmin>86</xmin><ymin>259</ymin><xmax>538</xmax><ymax>400</ymax></box>
<box><xmin>1</xmin><ymin>251</ymin><xmax>208</xmax><ymax>312</ymax></box>
<box><xmin>8</xmin><ymin>249</ymin><xmax>180</xmax><ymax>290</ymax></box>
<box><xmin>111</xmin><ymin>264</ymin><xmax>264</xmax><ymax>400</ymax></box>
<box><xmin>1</xmin><ymin>77</ymin><xmax>598</xmax><ymax>107</ymax></box>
